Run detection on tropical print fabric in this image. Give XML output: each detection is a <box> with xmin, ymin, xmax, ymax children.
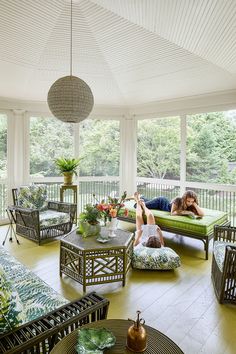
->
<box><xmin>213</xmin><ymin>241</ymin><xmax>236</xmax><ymax>272</ymax></box>
<box><xmin>132</xmin><ymin>245</ymin><xmax>181</xmax><ymax>270</ymax></box>
<box><xmin>18</xmin><ymin>184</ymin><xmax>48</xmax><ymax>210</ymax></box>
<box><xmin>0</xmin><ymin>247</ymin><xmax>68</xmax><ymax>334</ymax></box>
<box><xmin>0</xmin><ymin>265</ymin><xmax>26</xmax><ymax>334</ymax></box>
<box><xmin>39</xmin><ymin>210</ymin><xmax>70</xmax><ymax>228</ymax></box>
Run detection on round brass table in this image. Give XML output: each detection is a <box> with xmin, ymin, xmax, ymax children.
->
<box><xmin>50</xmin><ymin>319</ymin><xmax>183</xmax><ymax>354</ymax></box>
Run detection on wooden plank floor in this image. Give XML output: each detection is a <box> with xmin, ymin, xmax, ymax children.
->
<box><xmin>1</xmin><ymin>221</ymin><xmax>236</xmax><ymax>354</ymax></box>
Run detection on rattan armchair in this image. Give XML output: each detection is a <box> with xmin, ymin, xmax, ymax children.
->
<box><xmin>12</xmin><ymin>187</ymin><xmax>77</xmax><ymax>245</ymax></box>
<box><xmin>212</xmin><ymin>225</ymin><xmax>236</xmax><ymax>304</ymax></box>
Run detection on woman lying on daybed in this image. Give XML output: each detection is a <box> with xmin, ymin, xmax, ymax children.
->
<box><xmin>135</xmin><ymin>190</ymin><xmax>204</xmax><ymax>219</ymax></box>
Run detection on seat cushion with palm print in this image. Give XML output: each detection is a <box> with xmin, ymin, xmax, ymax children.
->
<box><xmin>132</xmin><ymin>244</ymin><xmax>181</xmax><ymax>270</ymax></box>
<box><xmin>213</xmin><ymin>240</ymin><xmax>236</xmax><ymax>272</ymax></box>
<box><xmin>0</xmin><ymin>266</ymin><xmax>26</xmax><ymax>334</ymax></box>
<box><xmin>0</xmin><ymin>247</ymin><xmax>68</xmax><ymax>333</ymax></box>
<box><xmin>39</xmin><ymin>210</ymin><xmax>70</xmax><ymax>228</ymax></box>
<box><xmin>17</xmin><ymin>184</ymin><xmax>48</xmax><ymax>210</ymax></box>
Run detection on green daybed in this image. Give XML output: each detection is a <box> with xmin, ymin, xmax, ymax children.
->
<box><xmin>118</xmin><ymin>201</ymin><xmax>229</xmax><ymax>260</ymax></box>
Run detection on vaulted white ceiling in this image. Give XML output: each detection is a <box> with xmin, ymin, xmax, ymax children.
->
<box><xmin>0</xmin><ymin>0</ymin><xmax>236</xmax><ymax>106</ymax></box>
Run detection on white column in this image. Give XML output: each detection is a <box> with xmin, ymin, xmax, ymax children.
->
<box><xmin>120</xmin><ymin>114</ymin><xmax>137</xmax><ymax>196</ymax></box>
<box><xmin>73</xmin><ymin>122</ymin><xmax>80</xmax><ymax>183</ymax></box>
<box><xmin>180</xmin><ymin>115</ymin><xmax>187</xmax><ymax>195</ymax></box>
<box><xmin>9</xmin><ymin>110</ymin><xmax>28</xmax><ymax>189</ymax></box>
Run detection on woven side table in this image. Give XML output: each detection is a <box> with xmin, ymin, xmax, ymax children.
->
<box><xmin>50</xmin><ymin>319</ymin><xmax>184</xmax><ymax>353</ymax></box>
<box><xmin>60</xmin><ymin>228</ymin><xmax>134</xmax><ymax>292</ymax></box>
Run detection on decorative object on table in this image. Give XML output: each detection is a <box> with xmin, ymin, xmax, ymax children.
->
<box><xmin>94</xmin><ymin>191</ymin><xmax>128</xmax><ymax>224</ymax></box>
<box><xmin>96</xmin><ymin>237</ymin><xmax>109</xmax><ymax>243</ymax></box>
<box><xmin>76</xmin><ymin>327</ymin><xmax>116</xmax><ymax>353</ymax></box>
<box><xmin>127</xmin><ymin>310</ymin><xmax>147</xmax><ymax>353</ymax></box>
<box><xmin>78</xmin><ymin>204</ymin><xmax>101</xmax><ymax>238</ymax></box>
<box><xmin>96</xmin><ymin>228</ymin><xmax>109</xmax><ymax>243</ymax></box>
<box><xmin>93</xmin><ymin>191</ymin><xmax>129</xmax><ymax>237</ymax></box>
<box><xmin>47</xmin><ymin>0</ymin><xmax>94</xmax><ymax>123</ymax></box>
<box><xmin>55</xmin><ymin>157</ymin><xmax>82</xmax><ymax>185</ymax></box>
<box><xmin>107</xmin><ymin>217</ymin><xmax>118</xmax><ymax>238</ymax></box>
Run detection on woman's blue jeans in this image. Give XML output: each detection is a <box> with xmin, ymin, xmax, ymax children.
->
<box><xmin>139</xmin><ymin>196</ymin><xmax>171</xmax><ymax>212</ymax></box>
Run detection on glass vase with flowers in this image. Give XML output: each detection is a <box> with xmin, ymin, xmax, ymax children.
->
<box><xmin>93</xmin><ymin>191</ymin><xmax>129</xmax><ymax>237</ymax></box>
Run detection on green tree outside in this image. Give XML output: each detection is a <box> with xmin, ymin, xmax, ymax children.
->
<box><xmin>30</xmin><ymin>117</ymin><xmax>74</xmax><ymax>177</ymax></box>
<box><xmin>79</xmin><ymin>120</ymin><xmax>120</xmax><ymax>176</ymax></box>
<box><xmin>137</xmin><ymin>117</ymin><xmax>180</xmax><ymax>179</ymax></box>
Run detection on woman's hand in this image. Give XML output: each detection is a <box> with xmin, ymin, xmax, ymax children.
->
<box><xmin>192</xmin><ymin>202</ymin><xmax>205</xmax><ymax>217</ymax></box>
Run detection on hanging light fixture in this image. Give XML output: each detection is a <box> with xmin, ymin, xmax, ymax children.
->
<box><xmin>47</xmin><ymin>0</ymin><xmax>94</xmax><ymax>123</ymax></box>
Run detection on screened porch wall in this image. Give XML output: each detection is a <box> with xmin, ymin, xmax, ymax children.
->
<box><xmin>1</xmin><ymin>90</ymin><xmax>236</xmax><ymax>225</ymax></box>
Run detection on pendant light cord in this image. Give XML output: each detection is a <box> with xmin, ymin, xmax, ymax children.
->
<box><xmin>70</xmin><ymin>0</ymin><xmax>72</xmax><ymax>76</ymax></box>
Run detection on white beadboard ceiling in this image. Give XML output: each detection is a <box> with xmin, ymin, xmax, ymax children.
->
<box><xmin>0</xmin><ymin>0</ymin><xmax>236</xmax><ymax>106</ymax></box>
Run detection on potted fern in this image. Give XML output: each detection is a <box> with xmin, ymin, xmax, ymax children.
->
<box><xmin>78</xmin><ymin>204</ymin><xmax>102</xmax><ymax>237</ymax></box>
<box><xmin>55</xmin><ymin>157</ymin><xmax>82</xmax><ymax>185</ymax></box>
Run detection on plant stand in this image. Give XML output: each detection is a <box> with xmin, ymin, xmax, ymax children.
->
<box><xmin>60</xmin><ymin>184</ymin><xmax>78</xmax><ymax>224</ymax></box>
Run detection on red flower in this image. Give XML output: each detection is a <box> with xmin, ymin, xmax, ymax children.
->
<box><xmin>124</xmin><ymin>208</ymin><xmax>129</xmax><ymax>217</ymax></box>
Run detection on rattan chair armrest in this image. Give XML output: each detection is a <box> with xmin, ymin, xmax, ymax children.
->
<box><xmin>225</xmin><ymin>244</ymin><xmax>236</xmax><ymax>253</ymax></box>
<box><xmin>47</xmin><ymin>201</ymin><xmax>76</xmax><ymax>213</ymax></box>
<box><xmin>0</xmin><ymin>292</ymin><xmax>109</xmax><ymax>354</ymax></box>
<box><xmin>13</xmin><ymin>205</ymin><xmax>39</xmax><ymax>213</ymax></box>
<box><xmin>214</xmin><ymin>225</ymin><xmax>236</xmax><ymax>243</ymax></box>
<box><xmin>222</xmin><ymin>245</ymin><xmax>236</xmax><ymax>275</ymax></box>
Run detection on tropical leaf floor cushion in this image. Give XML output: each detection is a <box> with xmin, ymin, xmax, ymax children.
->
<box><xmin>0</xmin><ymin>247</ymin><xmax>68</xmax><ymax>334</ymax></box>
<box><xmin>133</xmin><ymin>244</ymin><xmax>181</xmax><ymax>270</ymax></box>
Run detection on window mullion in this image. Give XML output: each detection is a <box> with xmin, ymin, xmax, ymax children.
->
<box><xmin>180</xmin><ymin>114</ymin><xmax>187</xmax><ymax>195</ymax></box>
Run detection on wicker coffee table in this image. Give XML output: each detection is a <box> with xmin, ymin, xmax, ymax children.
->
<box><xmin>60</xmin><ymin>228</ymin><xmax>134</xmax><ymax>292</ymax></box>
<box><xmin>50</xmin><ymin>319</ymin><xmax>184</xmax><ymax>353</ymax></box>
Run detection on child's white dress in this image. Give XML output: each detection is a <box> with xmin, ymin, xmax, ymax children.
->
<box><xmin>134</xmin><ymin>224</ymin><xmax>161</xmax><ymax>248</ymax></box>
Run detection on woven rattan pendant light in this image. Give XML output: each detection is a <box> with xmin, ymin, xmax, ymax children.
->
<box><xmin>47</xmin><ymin>0</ymin><xmax>94</xmax><ymax>123</ymax></box>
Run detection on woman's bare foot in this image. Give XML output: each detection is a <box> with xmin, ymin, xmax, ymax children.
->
<box><xmin>134</xmin><ymin>192</ymin><xmax>141</xmax><ymax>203</ymax></box>
<box><xmin>139</xmin><ymin>200</ymin><xmax>146</xmax><ymax>210</ymax></box>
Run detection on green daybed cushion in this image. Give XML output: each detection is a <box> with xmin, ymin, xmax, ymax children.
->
<box><xmin>120</xmin><ymin>201</ymin><xmax>228</xmax><ymax>237</ymax></box>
